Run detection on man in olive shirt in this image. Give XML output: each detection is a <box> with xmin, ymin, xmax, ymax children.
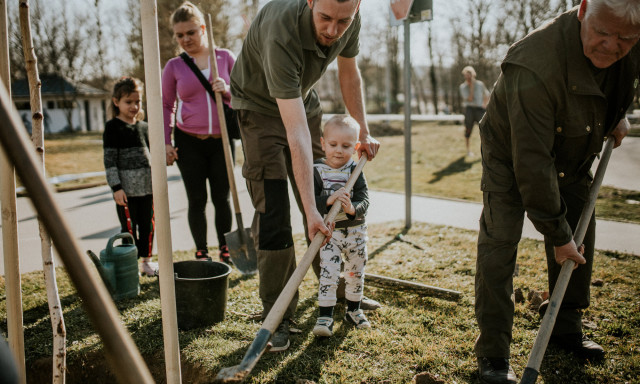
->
<box><xmin>230</xmin><ymin>0</ymin><xmax>379</xmax><ymax>352</ymax></box>
<box><xmin>475</xmin><ymin>0</ymin><xmax>640</xmax><ymax>383</ymax></box>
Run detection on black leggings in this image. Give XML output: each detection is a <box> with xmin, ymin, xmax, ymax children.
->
<box><xmin>116</xmin><ymin>194</ymin><xmax>154</xmax><ymax>258</ymax></box>
<box><xmin>174</xmin><ymin>128</ymin><xmax>233</xmax><ymax>250</ymax></box>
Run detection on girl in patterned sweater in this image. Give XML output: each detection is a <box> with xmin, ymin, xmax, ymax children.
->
<box><xmin>103</xmin><ymin>77</ymin><xmax>157</xmax><ymax>276</ymax></box>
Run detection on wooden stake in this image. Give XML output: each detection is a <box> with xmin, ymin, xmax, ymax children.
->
<box><xmin>18</xmin><ymin>2</ymin><xmax>67</xmax><ymax>381</ymax></box>
<box><xmin>139</xmin><ymin>1</ymin><xmax>182</xmax><ymax>382</ymax></box>
<box><xmin>0</xmin><ymin>77</ymin><xmax>154</xmax><ymax>384</ymax></box>
<box><xmin>0</xmin><ymin>1</ymin><xmax>26</xmax><ymax>382</ymax></box>
<box><xmin>365</xmin><ymin>273</ymin><xmax>461</xmax><ymax>301</ymax></box>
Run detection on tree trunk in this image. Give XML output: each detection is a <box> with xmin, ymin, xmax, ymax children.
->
<box><xmin>19</xmin><ymin>1</ymin><xmax>66</xmax><ymax>382</ymax></box>
<box><xmin>427</xmin><ymin>24</ymin><xmax>439</xmax><ymax>115</ymax></box>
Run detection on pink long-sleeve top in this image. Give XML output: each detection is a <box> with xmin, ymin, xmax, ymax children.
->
<box><xmin>162</xmin><ymin>48</ymin><xmax>236</xmax><ymax>144</ymax></box>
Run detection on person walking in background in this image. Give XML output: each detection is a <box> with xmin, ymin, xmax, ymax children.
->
<box><xmin>230</xmin><ymin>0</ymin><xmax>380</xmax><ymax>352</ymax></box>
<box><xmin>103</xmin><ymin>77</ymin><xmax>157</xmax><ymax>277</ymax></box>
<box><xmin>162</xmin><ymin>1</ymin><xmax>235</xmax><ymax>264</ymax></box>
<box><xmin>474</xmin><ymin>1</ymin><xmax>640</xmax><ymax>383</ymax></box>
<box><xmin>312</xmin><ymin>115</ymin><xmax>371</xmax><ymax>337</ymax></box>
<box><xmin>459</xmin><ymin>66</ymin><xmax>489</xmax><ymax>157</ymax></box>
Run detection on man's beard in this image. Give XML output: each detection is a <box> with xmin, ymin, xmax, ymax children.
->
<box><xmin>310</xmin><ymin>10</ymin><xmax>340</xmax><ymax>48</ymax></box>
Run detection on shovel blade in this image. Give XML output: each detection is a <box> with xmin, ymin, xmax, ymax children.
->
<box><xmin>225</xmin><ymin>228</ymin><xmax>257</xmax><ymax>275</ymax></box>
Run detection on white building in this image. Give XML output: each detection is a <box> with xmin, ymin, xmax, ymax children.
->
<box><xmin>11</xmin><ymin>74</ymin><xmax>110</xmax><ymax>134</ymax></box>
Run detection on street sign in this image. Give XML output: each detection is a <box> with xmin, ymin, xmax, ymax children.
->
<box><xmin>389</xmin><ymin>0</ymin><xmax>433</xmax><ymax>26</ymax></box>
<box><xmin>390</xmin><ymin>0</ymin><xmax>414</xmax><ymax>21</ymax></box>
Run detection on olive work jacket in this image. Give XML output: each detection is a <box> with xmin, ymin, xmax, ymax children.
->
<box><xmin>479</xmin><ymin>8</ymin><xmax>640</xmax><ymax>246</ymax></box>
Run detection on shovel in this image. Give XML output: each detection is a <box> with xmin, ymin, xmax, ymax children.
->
<box><xmin>214</xmin><ymin>156</ymin><xmax>368</xmax><ymax>383</ymax></box>
<box><xmin>206</xmin><ymin>15</ymin><xmax>256</xmax><ymax>274</ymax></box>
<box><xmin>520</xmin><ymin>136</ymin><xmax>615</xmax><ymax>384</ymax></box>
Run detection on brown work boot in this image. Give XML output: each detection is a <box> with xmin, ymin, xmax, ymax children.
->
<box><xmin>549</xmin><ymin>333</ymin><xmax>605</xmax><ymax>361</ymax></box>
<box><xmin>477</xmin><ymin>357</ymin><xmax>517</xmax><ymax>384</ymax></box>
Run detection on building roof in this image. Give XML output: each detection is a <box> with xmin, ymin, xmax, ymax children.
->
<box><xmin>11</xmin><ymin>74</ymin><xmax>109</xmax><ymax>99</ymax></box>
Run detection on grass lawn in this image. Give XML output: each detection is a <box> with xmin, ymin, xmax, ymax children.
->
<box><xmin>2</xmin><ymin>222</ymin><xmax>639</xmax><ymax>383</ymax></box>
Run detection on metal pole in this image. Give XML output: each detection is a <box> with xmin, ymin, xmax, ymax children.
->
<box><xmin>0</xmin><ymin>1</ymin><xmax>26</xmax><ymax>382</ymax></box>
<box><xmin>139</xmin><ymin>1</ymin><xmax>182</xmax><ymax>382</ymax></box>
<box><xmin>385</xmin><ymin>21</ymin><xmax>392</xmax><ymax>115</ymax></box>
<box><xmin>403</xmin><ymin>17</ymin><xmax>411</xmax><ymax>229</ymax></box>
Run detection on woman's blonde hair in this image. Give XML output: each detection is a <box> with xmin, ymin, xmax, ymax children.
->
<box><xmin>170</xmin><ymin>1</ymin><xmax>205</xmax><ymax>27</ymax></box>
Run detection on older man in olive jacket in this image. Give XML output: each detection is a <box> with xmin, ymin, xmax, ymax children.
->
<box><xmin>474</xmin><ymin>0</ymin><xmax>640</xmax><ymax>383</ymax></box>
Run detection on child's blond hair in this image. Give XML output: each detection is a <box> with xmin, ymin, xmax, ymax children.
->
<box><xmin>323</xmin><ymin>114</ymin><xmax>360</xmax><ymax>138</ymax></box>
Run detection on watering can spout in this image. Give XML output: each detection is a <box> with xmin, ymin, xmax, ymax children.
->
<box><xmin>87</xmin><ymin>250</ymin><xmax>116</xmax><ymax>294</ymax></box>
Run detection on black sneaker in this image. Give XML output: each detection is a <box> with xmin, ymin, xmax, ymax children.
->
<box><xmin>269</xmin><ymin>320</ymin><xmax>290</xmax><ymax>352</ymax></box>
<box><xmin>549</xmin><ymin>333</ymin><xmax>605</xmax><ymax>361</ymax></box>
<box><xmin>195</xmin><ymin>249</ymin><xmax>211</xmax><ymax>261</ymax></box>
<box><xmin>477</xmin><ymin>357</ymin><xmax>517</xmax><ymax>384</ymax></box>
<box><xmin>219</xmin><ymin>245</ymin><xmax>233</xmax><ymax>265</ymax></box>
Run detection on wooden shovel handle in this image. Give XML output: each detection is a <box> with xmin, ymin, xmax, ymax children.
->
<box><xmin>206</xmin><ymin>15</ymin><xmax>242</xmax><ymax>216</ymax></box>
<box><xmin>521</xmin><ymin>136</ymin><xmax>615</xmax><ymax>383</ymax></box>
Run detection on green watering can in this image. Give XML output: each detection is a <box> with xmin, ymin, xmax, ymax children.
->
<box><xmin>87</xmin><ymin>232</ymin><xmax>139</xmax><ymax>301</ymax></box>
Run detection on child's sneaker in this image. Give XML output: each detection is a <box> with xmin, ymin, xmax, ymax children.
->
<box><xmin>344</xmin><ymin>309</ymin><xmax>371</xmax><ymax>329</ymax></box>
<box><xmin>195</xmin><ymin>249</ymin><xmax>211</xmax><ymax>261</ymax></box>
<box><xmin>313</xmin><ymin>316</ymin><xmax>334</xmax><ymax>337</ymax></box>
<box><xmin>219</xmin><ymin>245</ymin><xmax>232</xmax><ymax>265</ymax></box>
<box><xmin>140</xmin><ymin>259</ymin><xmax>158</xmax><ymax>277</ymax></box>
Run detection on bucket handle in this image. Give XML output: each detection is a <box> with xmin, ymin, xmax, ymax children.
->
<box><xmin>106</xmin><ymin>232</ymin><xmax>135</xmax><ymax>256</ymax></box>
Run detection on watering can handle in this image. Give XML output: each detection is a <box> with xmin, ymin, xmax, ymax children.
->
<box><xmin>106</xmin><ymin>232</ymin><xmax>135</xmax><ymax>256</ymax></box>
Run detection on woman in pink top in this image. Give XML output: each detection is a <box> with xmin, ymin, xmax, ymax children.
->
<box><xmin>162</xmin><ymin>1</ymin><xmax>235</xmax><ymax>263</ymax></box>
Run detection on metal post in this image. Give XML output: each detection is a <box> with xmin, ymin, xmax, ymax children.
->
<box><xmin>403</xmin><ymin>17</ymin><xmax>412</xmax><ymax>229</ymax></box>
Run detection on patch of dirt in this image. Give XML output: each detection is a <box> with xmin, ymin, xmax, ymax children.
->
<box><xmin>368</xmin><ymin>122</ymin><xmax>403</xmax><ymax>137</ymax></box>
<box><xmin>412</xmin><ymin>372</ymin><xmax>445</xmax><ymax>384</ymax></box>
<box><xmin>27</xmin><ymin>352</ymin><xmax>212</xmax><ymax>383</ymax></box>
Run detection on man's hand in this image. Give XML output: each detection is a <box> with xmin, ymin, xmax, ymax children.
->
<box><xmin>113</xmin><ymin>190</ymin><xmax>127</xmax><ymax>207</ymax></box>
<box><xmin>166</xmin><ymin>144</ymin><xmax>178</xmax><ymax>165</ymax></box>
<box><xmin>358</xmin><ymin>134</ymin><xmax>380</xmax><ymax>159</ymax></box>
<box><xmin>307</xmin><ymin>209</ymin><xmax>333</xmax><ymax>246</ymax></box>
<box><xmin>554</xmin><ymin>240</ymin><xmax>586</xmax><ymax>269</ymax></box>
<box><xmin>611</xmin><ymin>117</ymin><xmax>630</xmax><ymax>148</ymax></box>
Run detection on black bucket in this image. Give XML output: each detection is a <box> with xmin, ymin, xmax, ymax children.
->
<box><xmin>174</xmin><ymin>260</ymin><xmax>232</xmax><ymax>330</ymax></box>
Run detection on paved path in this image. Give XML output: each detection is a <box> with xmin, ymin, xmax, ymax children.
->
<box><xmin>2</xmin><ymin>137</ymin><xmax>639</xmax><ymax>275</ymax></box>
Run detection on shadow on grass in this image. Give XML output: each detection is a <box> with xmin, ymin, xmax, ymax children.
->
<box><xmin>429</xmin><ymin>156</ymin><xmax>480</xmax><ymax>184</ymax></box>
<box><xmin>369</xmin><ymin>227</ymin><xmax>427</xmax><ymax>261</ymax></box>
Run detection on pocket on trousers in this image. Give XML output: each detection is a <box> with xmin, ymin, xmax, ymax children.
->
<box><xmin>243</xmin><ymin>164</ymin><xmax>265</xmax><ymax>213</ymax></box>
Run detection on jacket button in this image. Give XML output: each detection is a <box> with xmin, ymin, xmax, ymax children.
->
<box><xmin>559</xmin><ymin>172</ymin><xmax>565</xmax><ymax>178</ymax></box>
<box><xmin>586</xmin><ymin>125</ymin><xmax>591</xmax><ymax>132</ymax></box>
<box><xmin>556</xmin><ymin>127</ymin><xmax>562</xmax><ymax>133</ymax></box>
